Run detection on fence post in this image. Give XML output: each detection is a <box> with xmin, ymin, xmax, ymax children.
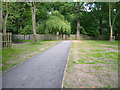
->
<box><xmin>0</xmin><ymin>33</ymin><xmax>2</xmax><ymax>47</ymax></box>
<box><xmin>2</xmin><ymin>33</ymin><xmax>12</xmax><ymax>48</ymax></box>
<box><xmin>10</xmin><ymin>33</ymin><xmax>12</xmax><ymax>47</ymax></box>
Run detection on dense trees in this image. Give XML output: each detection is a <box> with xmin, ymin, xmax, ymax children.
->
<box><xmin>1</xmin><ymin>2</ymin><xmax>120</xmax><ymax>40</ymax></box>
<box><xmin>45</xmin><ymin>11</ymin><xmax>71</xmax><ymax>35</ymax></box>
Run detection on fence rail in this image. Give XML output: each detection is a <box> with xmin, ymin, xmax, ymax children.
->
<box><xmin>0</xmin><ymin>33</ymin><xmax>12</xmax><ymax>47</ymax></box>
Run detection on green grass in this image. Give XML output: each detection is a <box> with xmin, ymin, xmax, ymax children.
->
<box><xmin>13</xmin><ymin>39</ymin><xmax>32</xmax><ymax>42</ymax></box>
<box><xmin>84</xmin><ymin>40</ymin><xmax>118</xmax><ymax>45</ymax></box>
<box><xmin>76</xmin><ymin>40</ymin><xmax>118</xmax><ymax>65</ymax></box>
<box><xmin>2</xmin><ymin>40</ymin><xmax>61</xmax><ymax>72</ymax></box>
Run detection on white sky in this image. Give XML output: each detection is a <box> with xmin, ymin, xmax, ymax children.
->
<box><xmin>73</xmin><ymin>0</ymin><xmax>77</xmax><ymax>2</ymax></box>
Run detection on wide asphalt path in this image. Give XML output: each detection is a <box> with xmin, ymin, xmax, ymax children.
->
<box><xmin>2</xmin><ymin>41</ymin><xmax>71</xmax><ymax>88</ymax></box>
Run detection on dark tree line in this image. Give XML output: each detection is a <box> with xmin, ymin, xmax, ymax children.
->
<box><xmin>1</xmin><ymin>2</ymin><xmax>120</xmax><ymax>40</ymax></box>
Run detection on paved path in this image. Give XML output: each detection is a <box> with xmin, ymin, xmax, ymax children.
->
<box><xmin>2</xmin><ymin>41</ymin><xmax>71</xmax><ymax>88</ymax></box>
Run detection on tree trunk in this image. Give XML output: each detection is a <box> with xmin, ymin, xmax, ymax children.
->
<box><xmin>3</xmin><ymin>2</ymin><xmax>8</xmax><ymax>34</ymax></box>
<box><xmin>76</xmin><ymin>18</ymin><xmax>80</xmax><ymax>40</ymax></box>
<box><xmin>109</xmin><ymin>2</ymin><xmax>113</xmax><ymax>41</ymax></box>
<box><xmin>76</xmin><ymin>2</ymin><xmax>80</xmax><ymax>40</ymax></box>
<box><xmin>110</xmin><ymin>26</ymin><xmax>113</xmax><ymax>41</ymax></box>
<box><xmin>19</xmin><ymin>25</ymin><xmax>22</xmax><ymax>33</ymax></box>
<box><xmin>31</xmin><ymin>2</ymin><xmax>37</xmax><ymax>43</ymax></box>
<box><xmin>0</xmin><ymin>0</ymin><xmax>2</xmax><ymax>32</ymax></box>
<box><xmin>56</xmin><ymin>32</ymin><xmax>59</xmax><ymax>40</ymax></box>
<box><xmin>62</xmin><ymin>33</ymin><xmax>64</xmax><ymax>40</ymax></box>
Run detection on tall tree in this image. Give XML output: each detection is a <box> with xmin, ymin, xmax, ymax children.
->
<box><xmin>109</xmin><ymin>2</ymin><xmax>119</xmax><ymax>41</ymax></box>
<box><xmin>2</xmin><ymin>1</ymin><xmax>8</xmax><ymax>34</ymax></box>
<box><xmin>109</xmin><ymin>2</ymin><xmax>113</xmax><ymax>41</ymax></box>
<box><xmin>0</xmin><ymin>0</ymin><xmax>2</xmax><ymax>32</ymax></box>
<box><xmin>76</xmin><ymin>2</ymin><xmax>80</xmax><ymax>40</ymax></box>
<box><xmin>31</xmin><ymin>2</ymin><xmax>37</xmax><ymax>43</ymax></box>
<box><xmin>45</xmin><ymin>10</ymin><xmax>71</xmax><ymax>36</ymax></box>
<box><xmin>32</xmin><ymin>2</ymin><xmax>36</xmax><ymax>35</ymax></box>
<box><xmin>75</xmin><ymin>2</ymin><xmax>84</xmax><ymax>40</ymax></box>
<box><xmin>91</xmin><ymin>2</ymin><xmax>108</xmax><ymax>36</ymax></box>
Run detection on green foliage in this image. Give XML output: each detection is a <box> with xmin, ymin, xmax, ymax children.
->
<box><xmin>45</xmin><ymin>11</ymin><xmax>71</xmax><ymax>35</ymax></box>
<box><xmin>2</xmin><ymin>2</ymin><xmax>119</xmax><ymax>39</ymax></box>
<box><xmin>20</xmin><ymin>25</ymin><xmax>32</xmax><ymax>34</ymax></box>
<box><xmin>36</xmin><ymin>23</ymin><xmax>46</xmax><ymax>34</ymax></box>
<box><xmin>3</xmin><ymin>2</ymin><xmax>32</xmax><ymax>34</ymax></box>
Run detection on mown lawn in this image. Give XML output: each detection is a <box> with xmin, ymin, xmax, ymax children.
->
<box><xmin>1</xmin><ymin>40</ymin><xmax>61</xmax><ymax>72</ymax></box>
<box><xmin>63</xmin><ymin>40</ymin><xmax>119</xmax><ymax>88</ymax></box>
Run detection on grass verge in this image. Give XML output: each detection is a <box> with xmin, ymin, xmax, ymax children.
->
<box><xmin>2</xmin><ymin>40</ymin><xmax>61</xmax><ymax>72</ymax></box>
<box><xmin>63</xmin><ymin>40</ymin><xmax>118</xmax><ymax>88</ymax></box>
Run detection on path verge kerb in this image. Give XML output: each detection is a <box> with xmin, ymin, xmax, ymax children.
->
<box><xmin>61</xmin><ymin>40</ymin><xmax>72</xmax><ymax>88</ymax></box>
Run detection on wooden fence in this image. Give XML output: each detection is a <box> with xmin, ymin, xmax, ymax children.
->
<box><xmin>0</xmin><ymin>33</ymin><xmax>12</xmax><ymax>47</ymax></box>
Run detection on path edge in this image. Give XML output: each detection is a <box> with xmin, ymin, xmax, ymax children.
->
<box><xmin>2</xmin><ymin>41</ymin><xmax>62</xmax><ymax>74</ymax></box>
<box><xmin>61</xmin><ymin>40</ymin><xmax>72</xmax><ymax>88</ymax></box>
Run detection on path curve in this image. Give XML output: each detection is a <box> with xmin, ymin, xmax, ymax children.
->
<box><xmin>2</xmin><ymin>41</ymin><xmax>71</xmax><ymax>88</ymax></box>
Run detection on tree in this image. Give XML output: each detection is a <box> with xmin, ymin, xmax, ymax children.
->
<box><xmin>109</xmin><ymin>2</ymin><xmax>113</xmax><ymax>41</ymax></box>
<box><xmin>0</xmin><ymin>0</ymin><xmax>2</xmax><ymax>33</ymax></box>
<box><xmin>109</xmin><ymin>2</ymin><xmax>119</xmax><ymax>41</ymax></box>
<box><xmin>76</xmin><ymin>2</ymin><xmax>80</xmax><ymax>40</ymax></box>
<box><xmin>2</xmin><ymin>1</ymin><xmax>8</xmax><ymax>34</ymax></box>
<box><xmin>1</xmin><ymin>2</ymin><xmax>119</xmax><ymax>41</ymax></box>
<box><xmin>8</xmin><ymin>3</ymin><xmax>32</xmax><ymax>34</ymax></box>
<box><xmin>76</xmin><ymin>2</ymin><xmax>85</xmax><ymax>40</ymax></box>
<box><xmin>31</xmin><ymin>2</ymin><xmax>37</xmax><ymax>43</ymax></box>
<box><xmin>45</xmin><ymin>11</ymin><xmax>71</xmax><ymax>37</ymax></box>
<box><xmin>59</xmin><ymin>2</ymin><xmax>84</xmax><ymax>39</ymax></box>
<box><xmin>83</xmin><ymin>2</ymin><xmax>108</xmax><ymax>37</ymax></box>
<box><xmin>93</xmin><ymin>2</ymin><xmax>107</xmax><ymax>35</ymax></box>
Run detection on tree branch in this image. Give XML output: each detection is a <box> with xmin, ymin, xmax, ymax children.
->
<box><xmin>112</xmin><ymin>11</ymin><xmax>119</xmax><ymax>25</ymax></box>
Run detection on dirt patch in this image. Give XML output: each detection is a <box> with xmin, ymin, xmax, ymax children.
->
<box><xmin>21</xmin><ymin>52</ymin><xmax>38</xmax><ymax>59</ymax></box>
<box><xmin>63</xmin><ymin>40</ymin><xmax>118</xmax><ymax>88</ymax></box>
<box><xmin>72</xmin><ymin>40</ymin><xmax>83</xmax><ymax>43</ymax></box>
<box><xmin>98</xmin><ymin>44</ymin><xmax>118</xmax><ymax>48</ymax></box>
<box><xmin>7</xmin><ymin>61</ymin><xmax>19</xmax><ymax>64</ymax></box>
<box><xmin>12</xmin><ymin>42</ymin><xmax>30</xmax><ymax>44</ymax></box>
<box><xmin>103</xmin><ymin>48</ymin><xmax>119</xmax><ymax>52</ymax></box>
<box><xmin>64</xmin><ymin>64</ymin><xmax>118</xmax><ymax>88</ymax></box>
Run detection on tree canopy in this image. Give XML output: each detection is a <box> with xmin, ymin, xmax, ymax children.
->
<box><xmin>1</xmin><ymin>2</ymin><xmax>120</xmax><ymax>40</ymax></box>
<box><xmin>45</xmin><ymin>11</ymin><xmax>71</xmax><ymax>35</ymax></box>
